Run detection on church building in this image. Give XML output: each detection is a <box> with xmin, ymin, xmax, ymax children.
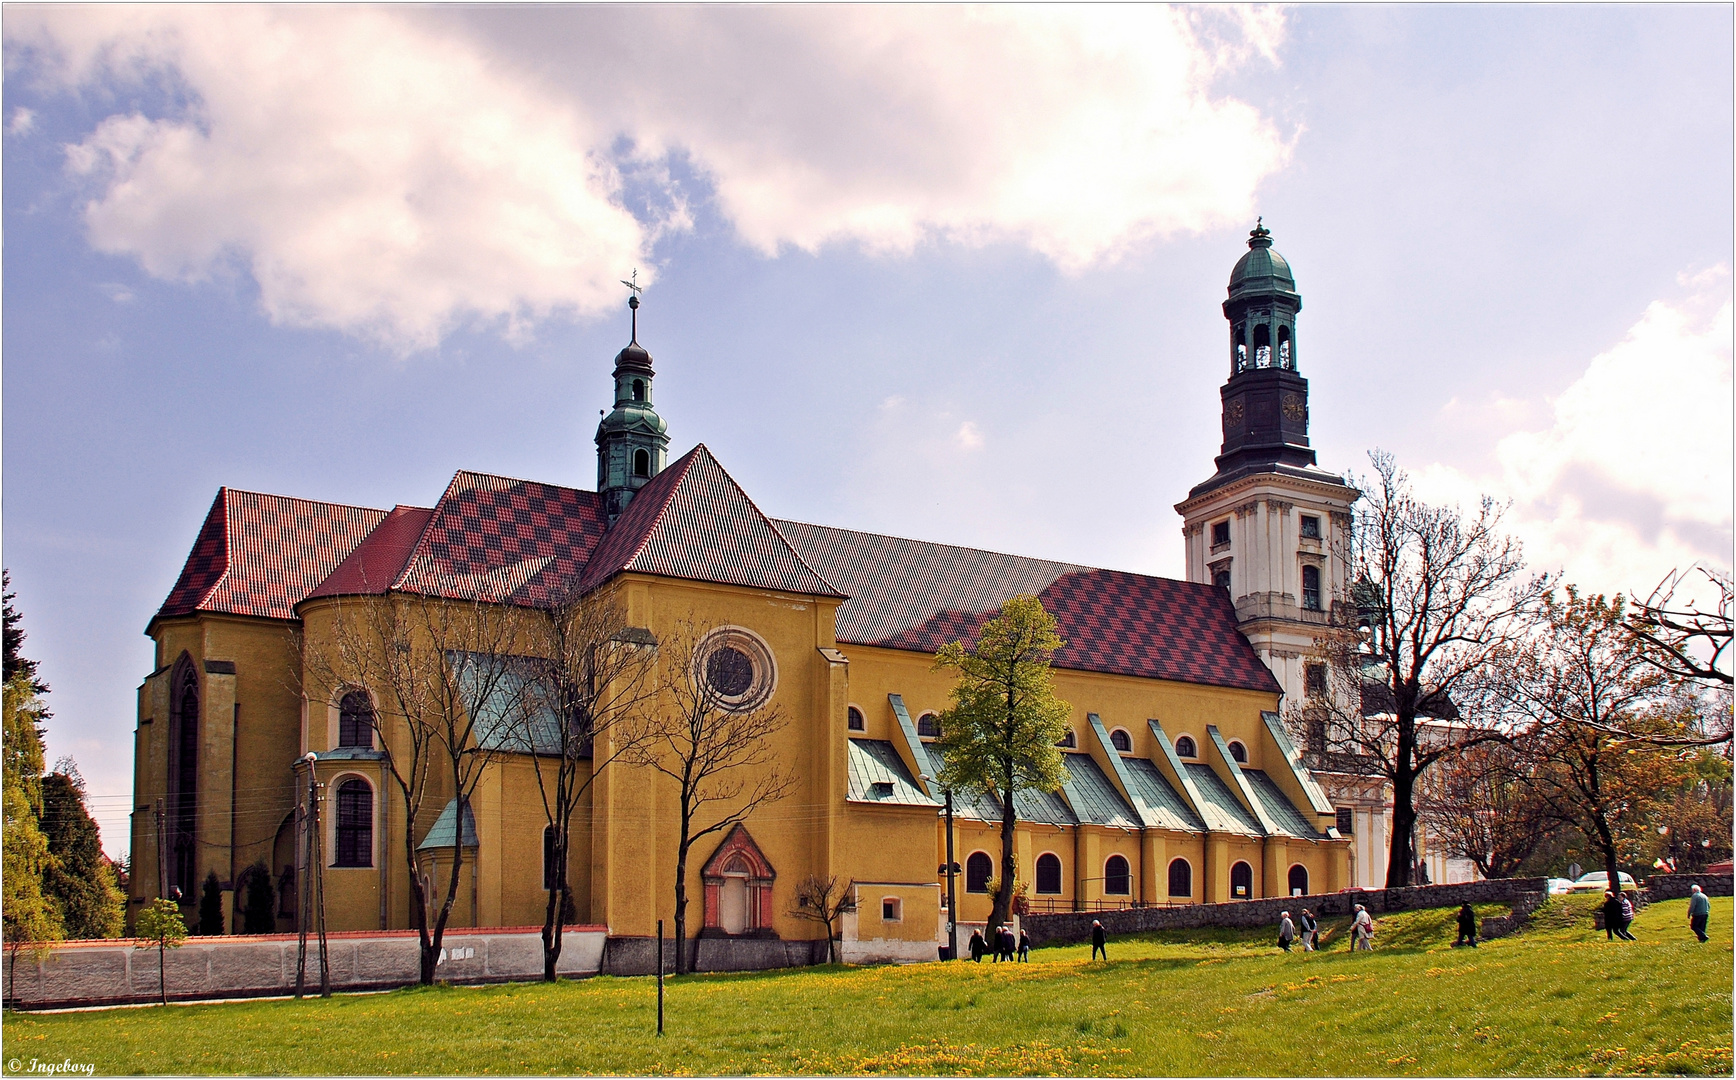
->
<box><xmin>130</xmin><ymin>227</ymin><xmax>1358</xmax><ymax>964</ymax></box>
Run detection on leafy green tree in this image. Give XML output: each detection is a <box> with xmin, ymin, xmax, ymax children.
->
<box><xmin>135</xmin><ymin>896</ymin><xmax>188</xmax><ymax>1005</ymax></box>
<box><xmin>4</xmin><ymin>673</ymin><xmax>63</xmax><ymax>1006</ymax></box>
<box><xmin>196</xmin><ymin>871</ymin><xmax>226</xmax><ymax>936</ymax></box>
<box><xmin>39</xmin><ymin>768</ymin><xmax>125</xmax><ymax>939</ymax></box>
<box><xmin>933</xmin><ymin>595</ymin><xmax>1071</xmax><ymax>931</ymax></box>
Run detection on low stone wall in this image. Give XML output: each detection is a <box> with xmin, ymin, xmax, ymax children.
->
<box><xmin>1643</xmin><ymin>872</ymin><xmax>1733</xmax><ymax>902</ymax></box>
<box><xmin>3</xmin><ymin>925</ymin><xmax>609</xmax><ymax>1011</ymax></box>
<box><xmin>599</xmin><ymin>934</ymin><xmax>829</xmax><ymax>975</ymax></box>
<box><xmin>1023</xmin><ymin>878</ymin><xmax>1551</xmax><ymax>947</ymax></box>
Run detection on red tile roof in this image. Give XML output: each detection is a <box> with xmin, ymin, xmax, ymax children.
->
<box><xmin>390</xmin><ymin>471</ymin><xmax>610</xmax><ymax>606</ymax></box>
<box><xmin>577</xmin><ymin>445</ymin><xmax>843</xmax><ymax>598</ymax></box>
<box><xmin>305</xmin><ymin>505</ymin><xmax>434</xmax><ymax>600</ymax></box>
<box><xmin>775</xmin><ymin>521</ymin><xmax>1280</xmax><ymax>694</ymax></box>
<box><xmin>150</xmin><ymin>489</ymin><xmax>388</xmax><ymax>629</ymax></box>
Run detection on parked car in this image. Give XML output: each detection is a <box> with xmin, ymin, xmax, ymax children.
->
<box><xmin>1706</xmin><ymin>859</ymin><xmax>1733</xmax><ymax>875</ymax></box>
<box><xmin>1545</xmin><ymin>878</ymin><xmax>1577</xmax><ymax>895</ymax></box>
<box><xmin>1568</xmin><ymin>871</ymin><xmax>1637</xmax><ymax>893</ymax></box>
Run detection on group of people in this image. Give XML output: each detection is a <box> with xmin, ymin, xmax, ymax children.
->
<box><xmin>1602</xmin><ymin>889</ymin><xmax>1638</xmax><ymax>941</ymax></box>
<box><xmin>1278</xmin><ymin>904</ymin><xmax>1375</xmax><ymax>952</ymax></box>
<box><xmin>967</xmin><ymin>924</ymin><xmax>1031</xmax><ymax>962</ymax></box>
<box><xmin>1275</xmin><ymin>908</ymin><xmax>1321</xmax><ymax>951</ymax></box>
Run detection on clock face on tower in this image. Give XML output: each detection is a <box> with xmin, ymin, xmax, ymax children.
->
<box><xmin>1282</xmin><ymin>393</ymin><xmax>1306</xmax><ymax>423</ymax></box>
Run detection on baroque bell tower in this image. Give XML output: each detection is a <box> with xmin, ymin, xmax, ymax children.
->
<box><xmin>1175</xmin><ymin>222</ymin><xmax>1359</xmax><ymax>714</ymax></box>
<box><xmin>596</xmin><ymin>285</ymin><xmax>670</xmax><ymax>524</ymax></box>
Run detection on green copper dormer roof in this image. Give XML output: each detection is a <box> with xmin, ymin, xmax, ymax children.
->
<box><xmin>596</xmin><ymin>402</ymin><xmax>668</xmax><ymax>441</ymax></box>
<box><xmin>1227</xmin><ymin>220</ymin><xmax>1298</xmax><ymax>303</ymax></box>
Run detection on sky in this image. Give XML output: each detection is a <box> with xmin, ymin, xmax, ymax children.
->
<box><xmin>3</xmin><ymin>5</ymin><xmax>1732</xmax><ymax>859</ymax></box>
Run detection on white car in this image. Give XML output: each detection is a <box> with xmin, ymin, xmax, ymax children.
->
<box><xmin>1545</xmin><ymin>877</ymin><xmax>1577</xmax><ymax>895</ymax></box>
<box><xmin>1568</xmin><ymin>871</ymin><xmax>1637</xmax><ymax>893</ymax></box>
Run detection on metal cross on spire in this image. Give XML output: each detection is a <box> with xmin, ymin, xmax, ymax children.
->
<box><xmin>620</xmin><ymin>268</ymin><xmax>643</xmax><ymax>341</ymax></box>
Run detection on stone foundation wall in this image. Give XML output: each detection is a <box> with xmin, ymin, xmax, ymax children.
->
<box><xmin>1023</xmin><ymin>878</ymin><xmax>1551</xmax><ymax>947</ymax></box>
<box><xmin>599</xmin><ymin>934</ymin><xmax>828</xmax><ymax>975</ymax></box>
<box><xmin>3</xmin><ymin>925</ymin><xmax>608</xmax><ymax>1011</ymax></box>
<box><xmin>1643</xmin><ymin>872</ymin><xmax>1733</xmax><ymax>902</ymax></box>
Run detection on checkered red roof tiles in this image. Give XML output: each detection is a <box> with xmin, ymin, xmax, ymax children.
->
<box><xmin>577</xmin><ymin>445</ymin><xmax>843</xmax><ymax>598</ymax></box>
<box><xmin>390</xmin><ymin>471</ymin><xmax>610</xmax><ymax>606</ymax></box>
<box><xmin>151</xmin><ymin>489</ymin><xmax>388</xmax><ymax>628</ymax></box>
<box><xmin>775</xmin><ymin>520</ymin><xmax>1279</xmax><ymax>693</ymax></box>
<box><xmin>305</xmin><ymin>505</ymin><xmax>435</xmax><ymax>600</ymax></box>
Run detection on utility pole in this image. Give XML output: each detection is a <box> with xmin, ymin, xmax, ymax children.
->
<box><xmin>310</xmin><ymin>768</ymin><xmax>331</xmax><ymax>997</ymax></box>
<box><xmin>154</xmin><ymin>798</ymin><xmax>168</xmax><ymax>902</ymax></box>
<box><xmin>656</xmin><ymin>919</ymin><xmax>665</xmax><ymax>1036</ymax></box>
<box><xmin>943</xmin><ymin>787</ymin><xmax>959</xmax><ymax>961</ymax></box>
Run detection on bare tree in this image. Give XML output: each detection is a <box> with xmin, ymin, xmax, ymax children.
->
<box><xmin>1494</xmin><ymin>588</ymin><xmax>1693</xmax><ymax>891</ymax></box>
<box><xmin>512</xmin><ymin>588</ymin><xmax>658</xmax><ymax>981</ymax></box>
<box><xmin>1316</xmin><ymin>451</ymin><xmax>1549</xmax><ymax>887</ymax></box>
<box><xmin>788</xmin><ymin>875</ymin><xmax>858</xmax><ymax>964</ymax></box>
<box><xmin>1627</xmin><ymin>566</ymin><xmax>1733</xmax><ymax>691</ymax></box>
<box><xmin>303</xmin><ymin>592</ymin><xmax>528</xmax><ymax>985</ymax></box>
<box><xmin>1416</xmin><ymin>739</ymin><xmax>1551</xmax><ymax>879</ymax></box>
<box><xmin>626</xmin><ymin>620</ymin><xmax>795</xmax><ymax>975</ymax></box>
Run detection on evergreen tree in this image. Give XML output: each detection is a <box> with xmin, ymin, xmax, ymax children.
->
<box><xmin>933</xmin><ymin>595</ymin><xmax>1072</xmax><ymax>932</ymax></box>
<box><xmin>3</xmin><ymin>673</ymin><xmax>64</xmax><ymax>950</ymax></box>
<box><xmin>197</xmin><ymin>871</ymin><xmax>226</xmax><ymax>936</ymax></box>
<box><xmin>2</xmin><ymin>570</ymin><xmax>51</xmax><ymax>697</ymax></box>
<box><xmin>240</xmin><ymin>863</ymin><xmax>277</xmax><ymax>934</ymax></box>
<box><xmin>39</xmin><ymin>769</ymin><xmax>125</xmax><ymax>939</ymax></box>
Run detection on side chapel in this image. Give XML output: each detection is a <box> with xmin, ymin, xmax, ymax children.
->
<box><xmin>130</xmin><ymin>227</ymin><xmax>1362</xmax><ymax>963</ymax></box>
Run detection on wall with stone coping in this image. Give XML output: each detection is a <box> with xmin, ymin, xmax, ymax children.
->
<box><xmin>1642</xmin><ymin>872</ymin><xmax>1733</xmax><ymax>902</ymax></box>
<box><xmin>1023</xmin><ymin>878</ymin><xmax>1551</xmax><ymax>947</ymax></box>
<box><xmin>3</xmin><ymin>925</ymin><xmax>608</xmax><ymax>1011</ymax></box>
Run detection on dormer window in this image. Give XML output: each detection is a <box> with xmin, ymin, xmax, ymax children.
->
<box><xmin>1227</xmin><ymin>740</ymin><xmax>1247</xmax><ymax>764</ymax></box>
<box><xmin>870</xmin><ymin>781</ymin><xmax>894</xmax><ymax>799</ymax></box>
<box><xmin>1300</xmin><ymin>515</ymin><xmax>1320</xmax><ymax>539</ymax></box>
<box><xmin>1109</xmin><ymin>728</ymin><xmax>1132</xmax><ymax>753</ymax></box>
<box><xmin>1057</xmin><ymin>730</ymin><xmax>1076</xmax><ymax>748</ymax></box>
<box><xmin>847</xmin><ymin>706</ymin><xmax>865</xmax><ymax>732</ymax></box>
<box><xmin>917</xmin><ymin>713</ymin><xmax>940</xmax><ymax>739</ymax></box>
<box><xmin>1174</xmin><ymin>735</ymin><xmax>1197</xmax><ymax>758</ymax></box>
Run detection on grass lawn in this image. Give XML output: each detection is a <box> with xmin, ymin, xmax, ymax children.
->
<box><xmin>4</xmin><ymin>896</ymin><xmax>1730</xmax><ymax>1076</ymax></box>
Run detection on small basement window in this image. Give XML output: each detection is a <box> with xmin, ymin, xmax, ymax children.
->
<box><xmin>881</xmin><ymin>897</ymin><xmax>902</xmax><ymax>922</ymax></box>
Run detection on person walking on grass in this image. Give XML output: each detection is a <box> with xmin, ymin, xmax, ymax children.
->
<box><xmin>1001</xmin><ymin>925</ymin><xmax>1017</xmax><ymax>962</ymax></box>
<box><xmin>1617</xmin><ymin>891</ymin><xmax>1637</xmax><ymax>940</ymax></box>
<box><xmin>1278</xmin><ymin>911</ymin><xmax>1296</xmax><ymax>952</ymax></box>
<box><xmin>1018</xmin><ymin>929</ymin><xmax>1031</xmax><ymax>962</ymax></box>
<box><xmin>1298</xmin><ymin>908</ymin><xmax>1317</xmax><ymax>952</ymax></box>
<box><xmin>969</xmin><ymin>928</ymin><xmax>986</xmax><ymax>962</ymax></box>
<box><xmin>1091</xmin><ymin>920</ymin><xmax>1108</xmax><ymax>961</ymax></box>
<box><xmin>1688</xmin><ymin>885</ymin><xmax>1711</xmax><ymax>943</ymax></box>
<box><xmin>1602</xmin><ymin>891</ymin><xmax>1626</xmax><ymax>941</ymax></box>
<box><xmin>1455</xmin><ymin>902</ymin><xmax>1479</xmax><ymax>948</ymax></box>
<box><xmin>1352</xmin><ymin>905</ymin><xmax>1373</xmax><ymax>951</ymax></box>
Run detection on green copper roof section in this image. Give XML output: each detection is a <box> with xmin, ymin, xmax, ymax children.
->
<box><xmin>1121</xmin><ymin>758</ymin><xmax>1207</xmax><ymax>833</ymax></box>
<box><xmin>1087</xmin><ymin>713</ymin><xmax>1153</xmax><ymax>827</ymax></box>
<box><xmin>1060</xmin><ymin>753</ymin><xmax>1140</xmax><ymax>829</ymax></box>
<box><xmin>1206</xmin><ymin>725</ymin><xmax>1277</xmax><ymax>836</ymax></box>
<box><xmin>1227</xmin><ymin>221</ymin><xmax>1299</xmax><ymax>304</ymax></box>
<box><xmin>1148</xmin><ymin>720</ymin><xmax>1212</xmax><ymax>833</ymax></box>
<box><xmin>887</xmin><ymin>694</ymin><xmax>938</xmax><ymax>795</ymax></box>
<box><xmin>418</xmin><ymin>798</ymin><xmax>477</xmax><ymax>851</ymax></box>
<box><xmin>1261</xmin><ymin>710</ymin><xmax>1336</xmax><ymax>818</ymax></box>
<box><xmin>923</xmin><ymin>743</ymin><xmax>1005</xmax><ymax>821</ymax></box>
<box><xmin>846</xmin><ymin>739</ymin><xmax>938</xmax><ymax>807</ymax></box>
<box><xmin>1240</xmin><ymin>769</ymin><xmax>1321</xmax><ymax>839</ymax></box>
<box><xmin>1183</xmin><ymin>763</ymin><xmax>1261</xmax><ymax>835</ymax></box>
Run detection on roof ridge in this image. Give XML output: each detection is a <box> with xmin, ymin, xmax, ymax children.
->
<box><xmin>448</xmin><ymin>468</ymin><xmax>592</xmax><ymax>497</ymax></box>
<box><xmin>216</xmin><ymin>486</ymin><xmax>391</xmax><ymax>517</ymax></box>
<box><xmin>189</xmin><ymin>487</ymin><xmax>235</xmax><ymax>614</ymax></box>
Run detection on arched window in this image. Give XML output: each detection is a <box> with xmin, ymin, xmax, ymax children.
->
<box><xmin>917</xmin><ymin>713</ymin><xmax>940</xmax><ymax>739</ymax></box>
<box><xmin>338</xmin><ymin>690</ymin><xmax>374</xmax><ymax>748</ymax></box>
<box><xmin>965</xmin><ymin>852</ymin><xmax>993</xmax><ymax>894</ymax></box>
<box><xmin>1302</xmin><ymin>565</ymin><xmax>1321</xmax><ymax>611</ymax></box>
<box><xmin>1230</xmin><ymin>860</ymin><xmax>1253</xmax><ymax>898</ymax></box>
<box><xmin>1109</xmin><ymin>729</ymin><xmax>1132</xmax><ymax>753</ymax></box>
<box><xmin>1056</xmin><ymin>730</ymin><xmax>1076</xmax><ymax>748</ymax></box>
<box><xmin>1228</xmin><ymin>740</ymin><xmax>1247</xmax><ymax>764</ymax></box>
<box><xmin>1174</xmin><ymin>735</ymin><xmax>1197</xmax><ymax>758</ymax></box>
<box><xmin>1104</xmin><ymin>855</ymin><xmax>1131</xmax><ymax>896</ymax></box>
<box><xmin>1035</xmin><ymin>853</ymin><xmax>1063</xmax><ymax>895</ymax></box>
<box><xmin>1278</xmin><ymin>326</ymin><xmax>1292</xmax><ymax>370</ymax></box>
<box><xmin>334</xmin><ymin>779</ymin><xmax>373</xmax><ymax>868</ymax></box>
<box><xmin>1288</xmin><ymin>864</ymin><xmax>1308</xmax><ymax>897</ymax></box>
<box><xmin>169</xmin><ymin>656</ymin><xmax>200</xmax><ymax>894</ymax></box>
<box><xmin>1253</xmin><ymin>324</ymin><xmax>1271</xmax><ymax>368</ymax></box>
<box><xmin>847</xmin><ymin>706</ymin><xmax>864</xmax><ymax>731</ymax></box>
<box><xmin>633</xmin><ymin>448</ymin><xmax>651</xmax><ymax>478</ymax></box>
<box><xmin>1213</xmin><ymin>567</ymin><xmax>1232</xmax><ymax>591</ymax></box>
<box><xmin>631</xmin><ymin>378</ymin><xmax>645</xmax><ymax>402</ymax></box>
<box><xmin>1168</xmin><ymin>858</ymin><xmax>1193</xmax><ymax>897</ymax></box>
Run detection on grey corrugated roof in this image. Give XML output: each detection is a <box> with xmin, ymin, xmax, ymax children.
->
<box><xmin>1122</xmin><ymin>758</ymin><xmax>1206</xmax><ymax>832</ymax></box>
<box><xmin>1184</xmin><ymin>763</ymin><xmax>1262</xmax><ymax>835</ymax></box>
<box><xmin>1011</xmin><ymin>783</ymin><xmax>1077</xmax><ymax>826</ymax></box>
<box><xmin>847</xmin><ymin>740</ymin><xmax>939</xmax><ymax>807</ymax></box>
<box><xmin>1061</xmin><ymin>753</ymin><xmax>1139</xmax><ymax>828</ymax></box>
<box><xmin>418</xmin><ymin>798</ymin><xmax>477</xmax><ymax>850</ymax></box>
<box><xmin>922</xmin><ymin>745</ymin><xmax>1008</xmax><ymax>821</ymax></box>
<box><xmin>1241</xmin><ymin>770</ymin><xmax>1321</xmax><ymax>839</ymax></box>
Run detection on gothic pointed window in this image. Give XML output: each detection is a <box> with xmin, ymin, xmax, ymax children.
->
<box><xmin>1302</xmin><ymin>565</ymin><xmax>1322</xmax><ymax>611</ymax></box>
<box><xmin>169</xmin><ymin>656</ymin><xmax>200</xmax><ymax>894</ymax></box>
<box><xmin>334</xmin><ymin>779</ymin><xmax>373</xmax><ymax>868</ymax></box>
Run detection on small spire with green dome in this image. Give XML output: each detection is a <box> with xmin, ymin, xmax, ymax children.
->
<box><xmin>596</xmin><ymin>272</ymin><xmax>671</xmax><ymax>524</ymax></box>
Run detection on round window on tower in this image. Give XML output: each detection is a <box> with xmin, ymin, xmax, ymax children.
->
<box><xmin>694</xmin><ymin>627</ymin><xmax>776</xmax><ymax>712</ymax></box>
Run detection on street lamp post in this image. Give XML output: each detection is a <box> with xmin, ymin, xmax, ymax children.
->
<box><xmin>925</xmin><ymin>774</ymin><xmax>959</xmax><ymax>961</ymax></box>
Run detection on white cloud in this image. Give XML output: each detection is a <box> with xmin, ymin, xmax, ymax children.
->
<box><xmin>1412</xmin><ymin>268</ymin><xmax>1734</xmax><ymax>598</ymax></box>
<box><xmin>8</xmin><ymin>5</ymin><xmax>1290</xmax><ymax>351</ymax></box>
<box><xmin>954</xmin><ymin>421</ymin><xmax>985</xmax><ymax>451</ymax></box>
<box><xmin>8</xmin><ymin>107</ymin><xmax>35</xmax><ymax>135</ymax></box>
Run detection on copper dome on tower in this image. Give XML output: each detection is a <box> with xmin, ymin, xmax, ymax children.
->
<box><xmin>1227</xmin><ymin>220</ymin><xmax>1298</xmax><ymax>303</ymax></box>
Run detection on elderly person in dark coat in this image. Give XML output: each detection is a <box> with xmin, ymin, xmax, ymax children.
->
<box><xmin>1454</xmin><ymin>902</ymin><xmax>1478</xmax><ymax>947</ymax></box>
